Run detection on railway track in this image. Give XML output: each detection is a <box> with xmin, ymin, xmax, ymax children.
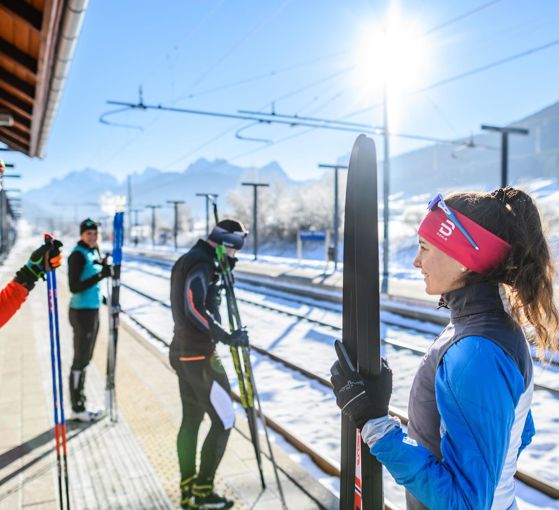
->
<box><xmin>120</xmin><ymin>280</ymin><xmax>559</xmax><ymax>396</ymax></box>
<box><xmin>120</xmin><ymin>279</ymin><xmax>559</xmax><ymax>502</ymax></box>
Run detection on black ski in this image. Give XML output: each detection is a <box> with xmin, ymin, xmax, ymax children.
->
<box><xmin>340</xmin><ymin>134</ymin><xmax>383</xmax><ymax>509</ymax></box>
<box><xmin>105</xmin><ymin>210</ymin><xmax>124</xmax><ymax>422</ymax></box>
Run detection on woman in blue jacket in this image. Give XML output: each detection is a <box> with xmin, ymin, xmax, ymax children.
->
<box><xmin>331</xmin><ymin>187</ymin><xmax>558</xmax><ymax>509</ymax></box>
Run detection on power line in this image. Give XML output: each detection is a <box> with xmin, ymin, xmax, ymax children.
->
<box><xmin>186</xmin><ymin>49</ymin><xmax>350</xmax><ymax>100</ymax></box>
<box><xmin>343</xmin><ymin>36</ymin><xmax>559</xmax><ymax>121</ymax></box>
<box><xmin>157</xmin><ymin>1</ymin><xmax>518</xmax><ymax>164</ymax></box>
<box><xmin>422</xmin><ymin>0</ymin><xmax>503</xmax><ymax>36</ymax></box>
<box><xmin>171</xmin><ymin>0</ymin><xmax>292</xmax><ymax>104</ymax></box>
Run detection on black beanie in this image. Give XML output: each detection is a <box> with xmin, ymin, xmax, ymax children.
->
<box><xmin>80</xmin><ymin>218</ymin><xmax>98</xmax><ymax>234</ymax></box>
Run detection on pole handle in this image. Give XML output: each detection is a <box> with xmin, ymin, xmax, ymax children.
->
<box><xmin>44</xmin><ymin>233</ymin><xmax>54</xmax><ymax>271</ymax></box>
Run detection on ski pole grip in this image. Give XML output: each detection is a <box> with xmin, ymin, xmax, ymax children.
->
<box><xmin>44</xmin><ymin>233</ymin><xmax>54</xmax><ymax>271</ymax></box>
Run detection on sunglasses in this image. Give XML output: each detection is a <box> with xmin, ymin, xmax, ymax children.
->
<box><xmin>427</xmin><ymin>194</ymin><xmax>479</xmax><ymax>250</ymax></box>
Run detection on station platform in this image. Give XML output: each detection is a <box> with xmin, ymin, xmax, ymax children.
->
<box><xmin>0</xmin><ymin>243</ymin><xmax>334</xmax><ymax>509</ymax></box>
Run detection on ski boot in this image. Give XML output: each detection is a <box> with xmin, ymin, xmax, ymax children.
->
<box><xmin>71</xmin><ymin>408</ymin><xmax>104</xmax><ymax>422</ymax></box>
<box><xmin>190</xmin><ymin>481</ymin><xmax>234</xmax><ymax>509</ymax></box>
<box><xmin>69</xmin><ymin>369</ymin><xmax>103</xmax><ymax>422</ymax></box>
<box><xmin>180</xmin><ymin>475</ymin><xmax>195</xmax><ymax>509</ymax></box>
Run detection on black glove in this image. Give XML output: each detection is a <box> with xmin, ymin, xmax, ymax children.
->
<box><xmin>227</xmin><ymin>255</ymin><xmax>238</xmax><ymax>271</ymax></box>
<box><xmin>14</xmin><ymin>239</ymin><xmax>63</xmax><ymax>290</ymax></box>
<box><xmin>330</xmin><ymin>340</ymin><xmax>392</xmax><ymax>429</ymax></box>
<box><xmin>98</xmin><ymin>256</ymin><xmax>112</xmax><ymax>280</ymax></box>
<box><xmin>222</xmin><ymin>327</ymin><xmax>249</xmax><ymax>348</ymax></box>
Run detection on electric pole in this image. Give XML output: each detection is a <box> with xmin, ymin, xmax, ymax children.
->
<box><xmin>167</xmin><ymin>200</ymin><xmax>185</xmax><ymax>251</ymax></box>
<box><xmin>318</xmin><ymin>163</ymin><xmax>348</xmax><ymax>271</ymax></box>
<box><xmin>145</xmin><ymin>205</ymin><xmax>161</xmax><ymax>248</ymax></box>
<box><xmin>481</xmin><ymin>124</ymin><xmax>529</xmax><ymax>187</ymax></box>
<box><xmin>241</xmin><ymin>182</ymin><xmax>269</xmax><ymax>261</ymax></box>
<box><xmin>127</xmin><ymin>175</ymin><xmax>133</xmax><ymax>241</ymax></box>
<box><xmin>196</xmin><ymin>193</ymin><xmax>218</xmax><ymax>238</ymax></box>
<box><xmin>381</xmin><ymin>68</ymin><xmax>390</xmax><ymax>296</ymax></box>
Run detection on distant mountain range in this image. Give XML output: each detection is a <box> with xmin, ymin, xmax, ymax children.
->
<box><xmin>23</xmin><ymin>99</ymin><xmax>559</xmax><ymax>225</ymax></box>
<box><xmin>388</xmin><ymin>100</ymin><xmax>559</xmax><ymax>195</ymax></box>
<box><xmin>22</xmin><ymin>158</ymin><xmax>295</xmax><ymax>224</ymax></box>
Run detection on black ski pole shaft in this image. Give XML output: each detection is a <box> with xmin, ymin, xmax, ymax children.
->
<box><xmin>220</xmin><ymin>257</ymin><xmax>290</xmax><ymax>506</ymax></box>
<box><xmin>220</xmin><ymin>258</ymin><xmax>265</xmax><ymax>489</ymax></box>
<box><xmin>213</xmin><ymin>202</ymin><xmax>286</xmax><ymax>499</ymax></box>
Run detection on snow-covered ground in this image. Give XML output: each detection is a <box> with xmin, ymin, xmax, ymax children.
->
<box><xmin>120</xmin><ymin>260</ymin><xmax>559</xmax><ymax>510</ymax></box>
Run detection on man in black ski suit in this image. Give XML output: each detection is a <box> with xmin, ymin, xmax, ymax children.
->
<box><xmin>170</xmin><ymin>219</ymin><xmax>249</xmax><ymax>510</ymax></box>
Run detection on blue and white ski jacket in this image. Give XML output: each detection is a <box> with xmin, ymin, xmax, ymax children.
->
<box><xmin>362</xmin><ymin>282</ymin><xmax>535</xmax><ymax>510</ymax></box>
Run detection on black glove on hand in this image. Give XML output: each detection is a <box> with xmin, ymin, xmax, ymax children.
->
<box><xmin>330</xmin><ymin>340</ymin><xmax>392</xmax><ymax>429</ymax></box>
<box><xmin>98</xmin><ymin>256</ymin><xmax>112</xmax><ymax>280</ymax></box>
<box><xmin>223</xmin><ymin>327</ymin><xmax>249</xmax><ymax>348</ymax></box>
<box><xmin>14</xmin><ymin>240</ymin><xmax>63</xmax><ymax>290</ymax></box>
<box><xmin>226</xmin><ymin>255</ymin><xmax>238</xmax><ymax>271</ymax></box>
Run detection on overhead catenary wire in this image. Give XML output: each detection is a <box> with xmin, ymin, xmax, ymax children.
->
<box><xmin>99</xmin><ymin>0</ymin><xmax>511</xmax><ymax>167</ymax></box>
<box><xmin>170</xmin><ymin>0</ymin><xmax>293</xmax><ymax>104</ymax></box>
<box><xmin>344</xmin><ymin>36</ymin><xmax>559</xmax><ymax>121</ymax></box>
<box><xmin>99</xmin><ymin>2</ymin><xmax>550</xmax><ymax>173</ymax></box>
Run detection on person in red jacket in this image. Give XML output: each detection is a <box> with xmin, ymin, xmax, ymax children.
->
<box><xmin>0</xmin><ymin>240</ymin><xmax>63</xmax><ymax>328</ymax></box>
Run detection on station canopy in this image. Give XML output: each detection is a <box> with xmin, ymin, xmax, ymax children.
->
<box><xmin>0</xmin><ymin>0</ymin><xmax>88</xmax><ymax>157</ymax></box>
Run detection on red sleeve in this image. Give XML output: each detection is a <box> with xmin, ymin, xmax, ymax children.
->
<box><xmin>0</xmin><ymin>280</ymin><xmax>29</xmax><ymax>328</ymax></box>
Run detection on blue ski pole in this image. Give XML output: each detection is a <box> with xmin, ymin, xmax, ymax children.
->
<box><xmin>45</xmin><ymin>234</ymin><xmax>70</xmax><ymax>510</ymax></box>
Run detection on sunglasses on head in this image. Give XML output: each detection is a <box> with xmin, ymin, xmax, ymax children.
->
<box><xmin>427</xmin><ymin>194</ymin><xmax>479</xmax><ymax>250</ymax></box>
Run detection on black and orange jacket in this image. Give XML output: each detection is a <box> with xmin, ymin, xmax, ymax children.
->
<box><xmin>0</xmin><ymin>280</ymin><xmax>28</xmax><ymax>329</ymax></box>
<box><xmin>170</xmin><ymin>239</ymin><xmax>225</xmax><ymax>358</ymax></box>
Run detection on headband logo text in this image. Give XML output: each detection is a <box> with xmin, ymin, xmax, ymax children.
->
<box><xmin>438</xmin><ymin>219</ymin><xmax>455</xmax><ymax>240</ymax></box>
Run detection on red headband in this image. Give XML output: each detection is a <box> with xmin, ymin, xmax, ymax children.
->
<box><xmin>418</xmin><ymin>206</ymin><xmax>511</xmax><ymax>273</ymax></box>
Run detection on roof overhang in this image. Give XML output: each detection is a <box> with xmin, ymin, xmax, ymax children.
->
<box><xmin>0</xmin><ymin>0</ymin><xmax>89</xmax><ymax>157</ymax></box>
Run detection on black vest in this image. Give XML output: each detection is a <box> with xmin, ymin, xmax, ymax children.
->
<box><xmin>406</xmin><ymin>283</ymin><xmax>531</xmax><ymax>510</ymax></box>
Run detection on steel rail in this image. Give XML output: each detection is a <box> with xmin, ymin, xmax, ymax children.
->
<box><xmin>120</xmin><ymin>281</ymin><xmax>559</xmax><ymax>396</ymax></box>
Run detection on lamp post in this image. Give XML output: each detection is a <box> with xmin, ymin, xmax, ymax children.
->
<box><xmin>145</xmin><ymin>205</ymin><xmax>161</xmax><ymax>248</ymax></box>
<box><xmin>167</xmin><ymin>200</ymin><xmax>185</xmax><ymax>251</ymax></box>
<box><xmin>196</xmin><ymin>193</ymin><xmax>218</xmax><ymax>238</ymax></box>
<box><xmin>318</xmin><ymin>164</ymin><xmax>348</xmax><ymax>271</ymax></box>
<box><xmin>241</xmin><ymin>182</ymin><xmax>269</xmax><ymax>260</ymax></box>
<box><xmin>481</xmin><ymin>124</ymin><xmax>529</xmax><ymax>187</ymax></box>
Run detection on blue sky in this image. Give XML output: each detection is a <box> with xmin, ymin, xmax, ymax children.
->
<box><xmin>7</xmin><ymin>0</ymin><xmax>559</xmax><ymax>190</ymax></box>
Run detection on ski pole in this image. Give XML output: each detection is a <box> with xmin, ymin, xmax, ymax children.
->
<box><xmin>105</xmin><ymin>210</ymin><xmax>124</xmax><ymax>422</ymax></box>
<box><xmin>45</xmin><ymin>234</ymin><xmax>70</xmax><ymax>510</ymax></box>
<box><xmin>221</xmin><ymin>272</ymin><xmax>265</xmax><ymax>489</ymax></box>
<box><xmin>221</xmin><ymin>261</ymin><xmax>287</xmax><ymax>509</ymax></box>
<box><xmin>212</xmin><ymin>201</ymin><xmax>287</xmax><ymax>507</ymax></box>
<box><xmin>211</xmin><ymin>203</ymin><xmax>265</xmax><ymax>486</ymax></box>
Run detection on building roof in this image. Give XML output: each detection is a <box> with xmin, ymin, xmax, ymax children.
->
<box><xmin>0</xmin><ymin>0</ymin><xmax>88</xmax><ymax>157</ymax></box>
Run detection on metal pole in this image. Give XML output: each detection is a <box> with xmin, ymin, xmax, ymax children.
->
<box><xmin>174</xmin><ymin>203</ymin><xmax>179</xmax><ymax>250</ymax></box>
<box><xmin>253</xmin><ymin>186</ymin><xmax>258</xmax><ymax>260</ymax></box>
<box><xmin>205</xmin><ymin>197</ymin><xmax>209</xmax><ymax>238</ymax></box>
<box><xmin>242</xmin><ymin>183</ymin><xmax>269</xmax><ymax>260</ymax></box>
<box><xmin>481</xmin><ymin>124</ymin><xmax>529</xmax><ymax>188</ymax></box>
<box><xmin>167</xmin><ymin>200</ymin><xmax>185</xmax><ymax>251</ymax></box>
<box><xmin>501</xmin><ymin>133</ymin><xmax>508</xmax><ymax>188</ymax></box>
<box><xmin>318</xmin><ymin>164</ymin><xmax>348</xmax><ymax>271</ymax></box>
<box><xmin>196</xmin><ymin>193</ymin><xmax>219</xmax><ymax>238</ymax></box>
<box><xmin>145</xmin><ymin>205</ymin><xmax>161</xmax><ymax>248</ymax></box>
<box><xmin>381</xmin><ymin>78</ymin><xmax>390</xmax><ymax>295</ymax></box>
<box><xmin>127</xmin><ymin>176</ymin><xmax>132</xmax><ymax>241</ymax></box>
